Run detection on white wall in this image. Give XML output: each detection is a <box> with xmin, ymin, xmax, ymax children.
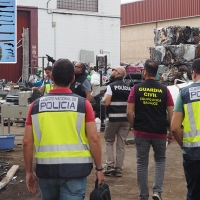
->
<box><xmin>17</xmin><ymin>0</ymin><xmax>121</xmax><ymax>67</ymax></box>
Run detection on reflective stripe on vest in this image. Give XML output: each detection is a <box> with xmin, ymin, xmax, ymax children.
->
<box><xmin>109</xmin><ymin>113</ymin><xmax>127</xmax><ymax>117</ymax></box>
<box><xmin>183</xmin><ymin>102</ymin><xmax>200</xmax><ymax>147</ymax></box>
<box><xmin>32</xmin><ymin>112</ymin><xmax>85</xmax><ymax>145</ymax></box>
<box><xmin>35</xmin><ymin>144</ymin><xmax>90</xmax><ymax>152</ymax></box>
<box><xmin>110</xmin><ymin>102</ymin><xmax>127</xmax><ymax>106</ymax></box>
<box><xmin>37</xmin><ymin>156</ymin><xmax>93</xmax><ymax>165</ymax></box>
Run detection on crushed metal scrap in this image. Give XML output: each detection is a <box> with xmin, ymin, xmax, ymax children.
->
<box><xmin>154</xmin><ymin>26</ymin><xmax>200</xmax><ymax>46</ymax></box>
<box><xmin>149</xmin><ymin>44</ymin><xmax>200</xmax><ymax>65</ymax></box>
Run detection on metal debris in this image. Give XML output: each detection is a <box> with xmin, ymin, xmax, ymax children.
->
<box><xmin>12</xmin><ymin>176</ymin><xmax>17</xmax><ymax>180</ymax></box>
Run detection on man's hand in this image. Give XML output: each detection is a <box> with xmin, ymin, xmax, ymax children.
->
<box><xmin>32</xmin><ymin>87</ymin><xmax>38</xmax><ymax>91</ymax></box>
<box><xmin>26</xmin><ymin>172</ymin><xmax>38</xmax><ymax>194</ymax></box>
<box><xmin>95</xmin><ymin>171</ymin><xmax>104</xmax><ymax>185</ymax></box>
<box><xmin>167</xmin><ymin>133</ymin><xmax>174</xmax><ymax>144</ymax></box>
<box><xmin>171</xmin><ymin>111</ymin><xmax>184</xmax><ymax>148</ymax></box>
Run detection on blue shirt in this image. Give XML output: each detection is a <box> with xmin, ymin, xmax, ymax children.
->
<box><xmin>41</xmin><ymin>78</ymin><xmax>53</xmax><ymax>88</ymax></box>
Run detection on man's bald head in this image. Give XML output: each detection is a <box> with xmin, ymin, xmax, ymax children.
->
<box><xmin>113</xmin><ymin>66</ymin><xmax>126</xmax><ymax>78</ymax></box>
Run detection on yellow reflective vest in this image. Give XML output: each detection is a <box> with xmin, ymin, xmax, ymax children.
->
<box><xmin>44</xmin><ymin>78</ymin><xmax>53</xmax><ymax>94</ymax></box>
<box><xmin>31</xmin><ymin>92</ymin><xmax>93</xmax><ymax>179</ymax></box>
<box><xmin>181</xmin><ymin>83</ymin><xmax>200</xmax><ymax>148</ymax></box>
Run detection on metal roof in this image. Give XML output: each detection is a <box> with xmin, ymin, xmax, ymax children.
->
<box><xmin>121</xmin><ymin>0</ymin><xmax>200</xmax><ymax>26</ymax></box>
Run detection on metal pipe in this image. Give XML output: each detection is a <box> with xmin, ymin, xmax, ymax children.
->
<box><xmin>47</xmin><ymin>0</ymin><xmax>51</xmax><ymax>14</ymax></box>
<box><xmin>54</xmin><ymin>25</ymin><xmax>56</xmax><ymax>60</ymax></box>
<box><xmin>0</xmin><ymin>15</ymin><xmax>12</xmax><ymax>17</ymax></box>
<box><xmin>42</xmin><ymin>57</ymin><xmax>44</xmax><ymax>80</ymax></box>
<box><xmin>96</xmin><ymin>55</ymin><xmax>98</xmax><ymax>72</ymax></box>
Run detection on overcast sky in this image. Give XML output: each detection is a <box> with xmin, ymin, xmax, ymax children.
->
<box><xmin>121</xmin><ymin>0</ymin><xmax>144</xmax><ymax>4</ymax></box>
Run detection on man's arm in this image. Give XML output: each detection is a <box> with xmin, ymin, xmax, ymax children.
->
<box><xmin>103</xmin><ymin>94</ymin><xmax>112</xmax><ymax>106</ymax></box>
<box><xmin>32</xmin><ymin>86</ymin><xmax>45</xmax><ymax>94</ymax></box>
<box><xmin>23</xmin><ymin>125</ymin><xmax>34</xmax><ymax>173</ymax></box>
<box><xmin>126</xmin><ymin>103</ymin><xmax>135</xmax><ymax>128</ymax></box>
<box><xmin>86</xmin><ymin>122</ymin><xmax>104</xmax><ymax>185</ymax></box>
<box><xmin>85</xmin><ymin>91</ymin><xmax>91</xmax><ymax>102</ymax></box>
<box><xmin>23</xmin><ymin>125</ymin><xmax>38</xmax><ymax>194</ymax></box>
<box><xmin>103</xmin><ymin>85</ymin><xmax>112</xmax><ymax>106</ymax></box>
<box><xmin>82</xmin><ymin>79</ymin><xmax>91</xmax><ymax>101</ymax></box>
<box><xmin>171</xmin><ymin>111</ymin><xmax>184</xmax><ymax>148</ymax></box>
<box><xmin>38</xmin><ymin>86</ymin><xmax>45</xmax><ymax>94</ymax></box>
<box><xmin>167</xmin><ymin>106</ymin><xmax>174</xmax><ymax>144</ymax></box>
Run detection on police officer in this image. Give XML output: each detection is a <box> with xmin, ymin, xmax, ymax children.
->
<box><xmin>23</xmin><ymin>59</ymin><xmax>104</xmax><ymax>200</ymax></box>
<box><xmin>171</xmin><ymin>58</ymin><xmax>200</xmax><ymax>200</ymax></box>
<box><xmin>103</xmin><ymin>66</ymin><xmax>131</xmax><ymax>177</ymax></box>
<box><xmin>70</xmin><ymin>62</ymin><xmax>91</xmax><ymax>101</ymax></box>
<box><xmin>32</xmin><ymin>66</ymin><xmax>53</xmax><ymax>94</ymax></box>
<box><xmin>127</xmin><ymin>59</ymin><xmax>174</xmax><ymax>200</ymax></box>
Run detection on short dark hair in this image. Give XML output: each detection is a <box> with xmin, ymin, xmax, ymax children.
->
<box><xmin>192</xmin><ymin>58</ymin><xmax>200</xmax><ymax>74</ymax></box>
<box><xmin>52</xmin><ymin>59</ymin><xmax>74</xmax><ymax>87</ymax></box>
<box><xmin>45</xmin><ymin>66</ymin><xmax>52</xmax><ymax>71</ymax></box>
<box><xmin>144</xmin><ymin>59</ymin><xmax>158</xmax><ymax>77</ymax></box>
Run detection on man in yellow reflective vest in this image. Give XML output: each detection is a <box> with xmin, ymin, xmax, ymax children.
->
<box><xmin>23</xmin><ymin>59</ymin><xmax>104</xmax><ymax>200</ymax></box>
<box><xmin>171</xmin><ymin>58</ymin><xmax>200</xmax><ymax>200</ymax></box>
<box><xmin>32</xmin><ymin>66</ymin><xmax>53</xmax><ymax>94</ymax></box>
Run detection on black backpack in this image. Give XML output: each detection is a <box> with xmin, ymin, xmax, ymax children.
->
<box><xmin>90</xmin><ymin>180</ymin><xmax>111</xmax><ymax>200</ymax></box>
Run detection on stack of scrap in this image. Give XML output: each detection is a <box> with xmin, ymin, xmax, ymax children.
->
<box><xmin>149</xmin><ymin>44</ymin><xmax>200</xmax><ymax>65</ymax></box>
<box><xmin>149</xmin><ymin>25</ymin><xmax>200</xmax><ymax>65</ymax></box>
<box><xmin>148</xmin><ymin>25</ymin><xmax>199</xmax><ymax>85</ymax></box>
<box><xmin>154</xmin><ymin>26</ymin><xmax>200</xmax><ymax>46</ymax></box>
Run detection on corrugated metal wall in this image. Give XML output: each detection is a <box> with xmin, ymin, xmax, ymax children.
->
<box><xmin>0</xmin><ymin>11</ymin><xmax>29</xmax><ymax>82</ymax></box>
<box><xmin>121</xmin><ymin>0</ymin><xmax>200</xmax><ymax>26</ymax></box>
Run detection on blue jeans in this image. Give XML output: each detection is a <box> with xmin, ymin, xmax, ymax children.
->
<box><xmin>38</xmin><ymin>177</ymin><xmax>87</xmax><ymax>200</ymax></box>
<box><xmin>134</xmin><ymin>136</ymin><xmax>166</xmax><ymax>200</ymax></box>
<box><xmin>183</xmin><ymin>154</ymin><xmax>200</xmax><ymax>200</ymax></box>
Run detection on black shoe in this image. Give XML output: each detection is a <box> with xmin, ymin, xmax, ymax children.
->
<box><xmin>113</xmin><ymin>171</ymin><xmax>122</xmax><ymax>177</ymax></box>
<box><xmin>103</xmin><ymin>166</ymin><xmax>115</xmax><ymax>176</ymax></box>
<box><xmin>152</xmin><ymin>192</ymin><xmax>162</xmax><ymax>200</ymax></box>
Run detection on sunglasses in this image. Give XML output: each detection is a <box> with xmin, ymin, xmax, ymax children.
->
<box><xmin>112</xmin><ymin>68</ymin><xmax>120</xmax><ymax>74</ymax></box>
<box><xmin>75</xmin><ymin>65</ymin><xmax>82</xmax><ymax>68</ymax></box>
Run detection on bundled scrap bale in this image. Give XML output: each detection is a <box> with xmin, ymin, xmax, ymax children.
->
<box><xmin>159</xmin><ymin>64</ymin><xmax>192</xmax><ymax>86</ymax></box>
<box><xmin>149</xmin><ymin>44</ymin><xmax>200</xmax><ymax>65</ymax></box>
<box><xmin>149</xmin><ymin>25</ymin><xmax>197</xmax><ymax>85</ymax></box>
<box><xmin>149</xmin><ymin>46</ymin><xmax>166</xmax><ymax>65</ymax></box>
<box><xmin>154</xmin><ymin>26</ymin><xmax>200</xmax><ymax>46</ymax></box>
<box><xmin>159</xmin><ymin>66</ymin><xmax>179</xmax><ymax>85</ymax></box>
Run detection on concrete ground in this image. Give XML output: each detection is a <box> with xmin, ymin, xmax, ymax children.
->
<box><xmin>0</xmin><ymin>124</ymin><xmax>187</xmax><ymax>200</ymax></box>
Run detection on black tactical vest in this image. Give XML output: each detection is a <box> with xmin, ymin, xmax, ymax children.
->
<box><xmin>134</xmin><ymin>79</ymin><xmax>167</xmax><ymax>134</ymax></box>
<box><xmin>70</xmin><ymin>74</ymin><xmax>87</xmax><ymax>98</ymax></box>
<box><xmin>108</xmin><ymin>77</ymin><xmax>131</xmax><ymax>122</ymax></box>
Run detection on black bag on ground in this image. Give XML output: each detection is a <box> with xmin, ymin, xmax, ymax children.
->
<box><xmin>90</xmin><ymin>180</ymin><xmax>111</xmax><ymax>200</ymax></box>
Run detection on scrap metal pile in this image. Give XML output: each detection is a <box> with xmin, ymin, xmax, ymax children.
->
<box><xmin>149</xmin><ymin>25</ymin><xmax>200</xmax><ymax>85</ymax></box>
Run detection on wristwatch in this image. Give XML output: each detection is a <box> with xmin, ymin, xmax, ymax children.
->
<box><xmin>131</xmin><ymin>127</ymin><xmax>134</xmax><ymax>131</ymax></box>
<box><xmin>95</xmin><ymin>167</ymin><xmax>103</xmax><ymax>171</ymax></box>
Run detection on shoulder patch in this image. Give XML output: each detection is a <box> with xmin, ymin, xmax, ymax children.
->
<box><xmin>189</xmin><ymin>86</ymin><xmax>200</xmax><ymax>101</ymax></box>
<box><xmin>39</xmin><ymin>96</ymin><xmax>78</xmax><ymax>112</ymax></box>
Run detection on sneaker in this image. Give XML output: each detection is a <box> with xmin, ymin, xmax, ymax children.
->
<box><xmin>103</xmin><ymin>166</ymin><xmax>115</xmax><ymax>176</ymax></box>
<box><xmin>113</xmin><ymin>171</ymin><xmax>122</xmax><ymax>177</ymax></box>
<box><xmin>152</xmin><ymin>192</ymin><xmax>162</xmax><ymax>200</ymax></box>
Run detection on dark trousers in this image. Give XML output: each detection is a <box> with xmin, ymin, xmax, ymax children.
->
<box><xmin>183</xmin><ymin>155</ymin><xmax>200</xmax><ymax>200</ymax></box>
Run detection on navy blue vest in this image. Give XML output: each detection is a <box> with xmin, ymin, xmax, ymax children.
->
<box><xmin>134</xmin><ymin>79</ymin><xmax>168</xmax><ymax>134</ymax></box>
<box><xmin>108</xmin><ymin>77</ymin><xmax>131</xmax><ymax>122</ymax></box>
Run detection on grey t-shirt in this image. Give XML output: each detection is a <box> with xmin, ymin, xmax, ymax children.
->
<box><xmin>81</xmin><ymin>79</ymin><xmax>92</xmax><ymax>92</ymax></box>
